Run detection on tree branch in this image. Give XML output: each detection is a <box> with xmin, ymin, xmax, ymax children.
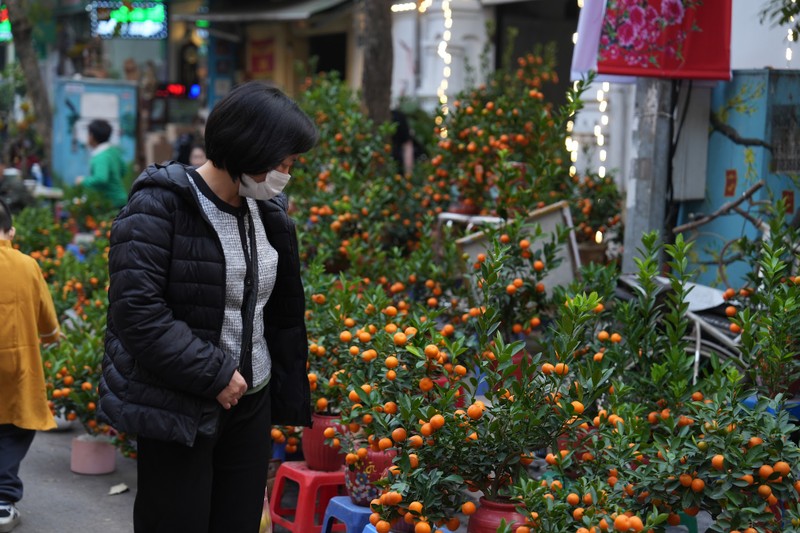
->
<box><xmin>709</xmin><ymin>112</ymin><xmax>772</xmax><ymax>151</ymax></box>
<box><xmin>672</xmin><ymin>180</ymin><xmax>765</xmax><ymax>234</ymax></box>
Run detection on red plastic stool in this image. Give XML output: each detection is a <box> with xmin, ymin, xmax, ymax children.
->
<box><xmin>270</xmin><ymin>461</ymin><xmax>346</xmax><ymax>533</ymax></box>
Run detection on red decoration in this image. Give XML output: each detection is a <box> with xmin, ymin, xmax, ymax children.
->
<box><xmin>572</xmin><ymin>0</ymin><xmax>732</xmax><ymax>80</ymax></box>
<box><xmin>593</xmin><ymin>0</ymin><xmax>731</xmax><ymax>80</ymax></box>
<box><xmin>250</xmin><ymin>38</ymin><xmax>275</xmax><ymax>77</ymax></box>
<box><xmin>782</xmin><ymin>190</ymin><xmax>795</xmax><ymax>215</ymax></box>
<box><xmin>724</xmin><ymin>169</ymin><xmax>737</xmax><ymax>197</ymax></box>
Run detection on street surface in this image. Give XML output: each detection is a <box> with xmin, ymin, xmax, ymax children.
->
<box><xmin>15</xmin><ymin>425</ymin><xmax>136</xmax><ymax>533</ymax></box>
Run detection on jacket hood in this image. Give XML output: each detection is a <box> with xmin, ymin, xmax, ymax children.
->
<box><xmin>130</xmin><ymin>161</ymin><xmax>197</xmax><ymax>205</ymax></box>
<box><xmin>130</xmin><ymin>161</ymin><xmax>289</xmax><ymax>212</ymax></box>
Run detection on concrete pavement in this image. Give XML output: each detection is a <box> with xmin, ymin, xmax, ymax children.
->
<box><xmin>15</xmin><ymin>424</ymin><xmax>136</xmax><ymax>533</ymax></box>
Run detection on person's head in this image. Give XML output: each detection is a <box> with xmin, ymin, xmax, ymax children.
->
<box><xmin>0</xmin><ymin>198</ymin><xmax>15</xmax><ymax>240</ymax></box>
<box><xmin>189</xmin><ymin>144</ymin><xmax>207</xmax><ymax>167</ymax></box>
<box><xmin>204</xmin><ymin>82</ymin><xmax>318</xmax><ymax>181</ymax></box>
<box><xmin>88</xmin><ymin>119</ymin><xmax>113</xmax><ymax>147</ymax></box>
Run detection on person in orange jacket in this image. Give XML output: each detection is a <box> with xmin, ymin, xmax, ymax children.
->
<box><xmin>0</xmin><ymin>198</ymin><xmax>60</xmax><ymax>532</ymax></box>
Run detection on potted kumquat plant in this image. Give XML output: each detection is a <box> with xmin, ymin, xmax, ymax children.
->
<box><xmin>367</xmin><ymin>245</ymin><xmax>612</xmax><ymax>533</ymax></box>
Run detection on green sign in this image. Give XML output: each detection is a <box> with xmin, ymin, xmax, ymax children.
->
<box><xmin>107</xmin><ymin>3</ymin><xmax>165</xmax><ymax>24</ymax></box>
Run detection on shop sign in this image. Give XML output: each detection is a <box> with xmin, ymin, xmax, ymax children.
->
<box><xmin>90</xmin><ymin>1</ymin><xmax>167</xmax><ymax>39</ymax></box>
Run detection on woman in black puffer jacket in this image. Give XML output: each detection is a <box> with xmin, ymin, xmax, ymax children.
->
<box><xmin>98</xmin><ymin>82</ymin><xmax>317</xmax><ymax>533</ymax></box>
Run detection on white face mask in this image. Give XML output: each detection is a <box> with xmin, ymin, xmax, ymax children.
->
<box><xmin>239</xmin><ymin>170</ymin><xmax>292</xmax><ymax>200</ymax></box>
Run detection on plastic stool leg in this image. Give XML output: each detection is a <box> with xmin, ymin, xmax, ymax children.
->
<box><xmin>322</xmin><ymin>496</ymin><xmax>370</xmax><ymax>533</ymax></box>
<box><xmin>294</xmin><ymin>484</ymin><xmax>320</xmax><ymax>532</ymax></box>
<box><xmin>269</xmin><ymin>473</ymin><xmax>291</xmax><ymax>519</ymax></box>
<box><xmin>321</xmin><ymin>505</ymin><xmax>336</xmax><ymax>533</ymax></box>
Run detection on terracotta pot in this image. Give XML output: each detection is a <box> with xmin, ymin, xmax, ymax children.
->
<box><xmin>345</xmin><ymin>448</ymin><xmax>397</xmax><ymax>506</ymax></box>
<box><xmin>577</xmin><ymin>242</ymin><xmax>608</xmax><ymax>265</ymax></box>
<box><xmin>70</xmin><ymin>435</ymin><xmax>116</xmax><ymax>475</ymax></box>
<box><xmin>467</xmin><ymin>497</ymin><xmax>527</xmax><ymax>533</ymax></box>
<box><xmin>448</xmin><ymin>199</ymin><xmax>481</xmax><ymax>215</ymax></box>
<box><xmin>304</xmin><ymin>413</ymin><xmax>345</xmax><ymax>471</ymax></box>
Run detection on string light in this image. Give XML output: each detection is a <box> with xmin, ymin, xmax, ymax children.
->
<box><xmin>437</xmin><ymin>0</ymin><xmax>453</xmax><ymax>137</ymax></box>
<box><xmin>418</xmin><ymin>0</ymin><xmax>432</xmax><ymax>13</ymax></box>
<box><xmin>568</xmin><ymin>0</ymin><xmax>583</xmax><ymax>176</ymax></box>
<box><xmin>391</xmin><ymin>2</ymin><xmax>416</xmax><ymax>12</ymax></box>
<box><xmin>568</xmin><ymin>0</ymin><xmax>612</xmax><ymax>179</ymax></box>
<box><xmin>595</xmin><ymin>86</ymin><xmax>610</xmax><ymax>171</ymax></box>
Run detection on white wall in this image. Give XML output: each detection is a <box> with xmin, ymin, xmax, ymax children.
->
<box><xmin>731</xmin><ymin>0</ymin><xmax>798</xmax><ymax>70</ymax></box>
<box><xmin>392</xmin><ymin>0</ymin><xmax>488</xmax><ymax>110</ymax></box>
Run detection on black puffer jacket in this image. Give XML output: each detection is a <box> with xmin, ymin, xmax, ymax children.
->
<box><xmin>98</xmin><ymin>162</ymin><xmax>311</xmax><ymax>446</ymax></box>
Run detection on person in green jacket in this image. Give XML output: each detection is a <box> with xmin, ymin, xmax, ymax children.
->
<box><xmin>76</xmin><ymin>119</ymin><xmax>129</xmax><ymax>208</ymax></box>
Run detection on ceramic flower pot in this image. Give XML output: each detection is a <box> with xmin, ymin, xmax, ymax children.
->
<box><xmin>70</xmin><ymin>434</ymin><xmax>116</xmax><ymax>475</ymax></box>
<box><xmin>303</xmin><ymin>413</ymin><xmax>345</xmax><ymax>471</ymax></box>
<box><xmin>345</xmin><ymin>448</ymin><xmax>396</xmax><ymax>506</ymax></box>
<box><xmin>577</xmin><ymin>241</ymin><xmax>608</xmax><ymax>265</ymax></box>
<box><xmin>467</xmin><ymin>497</ymin><xmax>527</xmax><ymax>533</ymax></box>
<box><xmin>390</xmin><ymin>517</ymin><xmax>415</xmax><ymax>533</ymax></box>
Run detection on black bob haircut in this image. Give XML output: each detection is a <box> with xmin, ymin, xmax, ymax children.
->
<box><xmin>88</xmin><ymin>119</ymin><xmax>113</xmax><ymax>144</ymax></box>
<box><xmin>0</xmin><ymin>198</ymin><xmax>11</xmax><ymax>233</ymax></box>
<box><xmin>204</xmin><ymin>82</ymin><xmax>318</xmax><ymax>180</ymax></box>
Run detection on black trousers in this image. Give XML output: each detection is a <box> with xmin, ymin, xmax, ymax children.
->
<box><xmin>134</xmin><ymin>384</ymin><xmax>272</xmax><ymax>533</ymax></box>
<box><xmin>0</xmin><ymin>424</ymin><xmax>35</xmax><ymax>503</ymax></box>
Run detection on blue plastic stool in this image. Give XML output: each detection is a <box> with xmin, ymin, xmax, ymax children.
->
<box><xmin>322</xmin><ymin>496</ymin><xmax>370</xmax><ymax>533</ymax></box>
<box><xmin>272</xmin><ymin>441</ymin><xmax>286</xmax><ymax>461</ymax></box>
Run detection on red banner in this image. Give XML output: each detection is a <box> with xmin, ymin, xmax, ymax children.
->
<box><xmin>572</xmin><ymin>0</ymin><xmax>732</xmax><ymax>81</ymax></box>
<box><xmin>598</xmin><ymin>0</ymin><xmax>731</xmax><ymax>79</ymax></box>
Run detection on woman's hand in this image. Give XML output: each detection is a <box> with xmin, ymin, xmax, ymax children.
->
<box><xmin>216</xmin><ymin>370</ymin><xmax>248</xmax><ymax>409</ymax></box>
